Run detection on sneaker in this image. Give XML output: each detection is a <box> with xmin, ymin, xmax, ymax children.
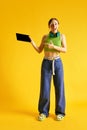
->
<box><xmin>56</xmin><ymin>114</ymin><xmax>64</xmax><ymax>121</ymax></box>
<box><xmin>38</xmin><ymin>113</ymin><xmax>46</xmax><ymax>121</ymax></box>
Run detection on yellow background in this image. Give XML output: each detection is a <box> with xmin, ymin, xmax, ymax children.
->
<box><xmin>0</xmin><ymin>0</ymin><xmax>87</xmax><ymax>130</ymax></box>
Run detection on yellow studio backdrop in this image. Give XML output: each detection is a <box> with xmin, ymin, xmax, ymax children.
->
<box><xmin>0</xmin><ymin>0</ymin><xmax>87</xmax><ymax>130</ymax></box>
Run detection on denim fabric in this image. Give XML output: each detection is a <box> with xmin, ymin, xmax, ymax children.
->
<box><xmin>38</xmin><ymin>58</ymin><xmax>65</xmax><ymax>116</ymax></box>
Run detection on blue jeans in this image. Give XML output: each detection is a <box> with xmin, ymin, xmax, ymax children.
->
<box><xmin>38</xmin><ymin>58</ymin><xmax>66</xmax><ymax>116</ymax></box>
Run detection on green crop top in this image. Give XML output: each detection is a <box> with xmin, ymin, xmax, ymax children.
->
<box><xmin>44</xmin><ymin>32</ymin><xmax>62</xmax><ymax>52</ymax></box>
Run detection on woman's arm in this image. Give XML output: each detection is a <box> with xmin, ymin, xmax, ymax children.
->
<box><xmin>30</xmin><ymin>35</ymin><xmax>46</xmax><ymax>53</ymax></box>
<box><xmin>47</xmin><ymin>34</ymin><xmax>67</xmax><ymax>53</ymax></box>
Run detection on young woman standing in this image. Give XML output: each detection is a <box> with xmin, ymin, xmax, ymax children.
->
<box><xmin>30</xmin><ymin>18</ymin><xmax>67</xmax><ymax>121</ymax></box>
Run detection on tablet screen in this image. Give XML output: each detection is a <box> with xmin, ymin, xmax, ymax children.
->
<box><xmin>16</xmin><ymin>33</ymin><xmax>31</xmax><ymax>42</ymax></box>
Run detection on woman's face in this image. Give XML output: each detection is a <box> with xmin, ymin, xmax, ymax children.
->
<box><xmin>49</xmin><ymin>20</ymin><xmax>59</xmax><ymax>33</ymax></box>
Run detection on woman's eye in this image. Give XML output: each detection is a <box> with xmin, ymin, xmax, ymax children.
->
<box><xmin>54</xmin><ymin>23</ymin><xmax>57</xmax><ymax>26</ymax></box>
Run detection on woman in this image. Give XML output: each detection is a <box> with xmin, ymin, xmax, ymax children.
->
<box><xmin>30</xmin><ymin>18</ymin><xmax>67</xmax><ymax>121</ymax></box>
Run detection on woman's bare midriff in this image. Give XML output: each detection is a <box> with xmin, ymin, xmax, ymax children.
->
<box><xmin>44</xmin><ymin>51</ymin><xmax>60</xmax><ymax>58</ymax></box>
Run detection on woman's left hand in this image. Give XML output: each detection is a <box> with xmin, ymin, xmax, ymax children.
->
<box><xmin>47</xmin><ymin>42</ymin><xmax>54</xmax><ymax>49</ymax></box>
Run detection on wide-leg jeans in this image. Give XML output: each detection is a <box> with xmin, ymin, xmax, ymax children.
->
<box><xmin>38</xmin><ymin>58</ymin><xmax>66</xmax><ymax>117</ymax></box>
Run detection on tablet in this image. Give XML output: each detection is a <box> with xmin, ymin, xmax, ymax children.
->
<box><xmin>16</xmin><ymin>33</ymin><xmax>31</xmax><ymax>42</ymax></box>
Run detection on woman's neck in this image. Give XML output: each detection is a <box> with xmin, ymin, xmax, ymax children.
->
<box><xmin>51</xmin><ymin>30</ymin><xmax>58</xmax><ymax>34</ymax></box>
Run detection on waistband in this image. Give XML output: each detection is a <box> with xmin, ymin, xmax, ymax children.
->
<box><xmin>44</xmin><ymin>56</ymin><xmax>60</xmax><ymax>61</ymax></box>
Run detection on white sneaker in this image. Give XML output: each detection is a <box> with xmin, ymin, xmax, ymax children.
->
<box><xmin>56</xmin><ymin>114</ymin><xmax>64</xmax><ymax>121</ymax></box>
<box><xmin>38</xmin><ymin>113</ymin><xmax>46</xmax><ymax>121</ymax></box>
